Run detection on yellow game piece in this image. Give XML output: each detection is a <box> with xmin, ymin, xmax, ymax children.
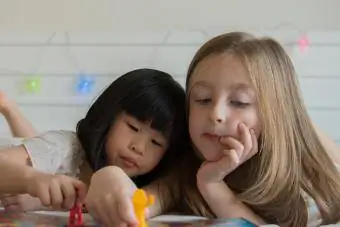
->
<box><xmin>132</xmin><ymin>189</ymin><xmax>154</xmax><ymax>227</ymax></box>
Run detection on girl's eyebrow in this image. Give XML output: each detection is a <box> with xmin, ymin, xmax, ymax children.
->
<box><xmin>230</xmin><ymin>83</ymin><xmax>252</xmax><ymax>91</ymax></box>
<box><xmin>188</xmin><ymin>81</ymin><xmax>212</xmax><ymax>95</ymax></box>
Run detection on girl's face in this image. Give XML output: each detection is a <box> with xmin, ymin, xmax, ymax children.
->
<box><xmin>188</xmin><ymin>53</ymin><xmax>262</xmax><ymax>161</ymax></box>
<box><xmin>105</xmin><ymin>112</ymin><xmax>168</xmax><ymax>177</ymax></box>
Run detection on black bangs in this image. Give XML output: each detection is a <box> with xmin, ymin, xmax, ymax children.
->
<box><xmin>121</xmin><ymin>81</ymin><xmax>175</xmax><ymax>136</ymax></box>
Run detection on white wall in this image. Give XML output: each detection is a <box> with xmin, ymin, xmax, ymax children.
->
<box><xmin>0</xmin><ymin>0</ymin><xmax>340</xmax><ymax>31</ymax></box>
<box><xmin>0</xmin><ymin>30</ymin><xmax>339</xmax><ymax>145</ymax></box>
<box><xmin>0</xmin><ymin>1</ymin><xmax>339</xmax><ymax>145</ymax></box>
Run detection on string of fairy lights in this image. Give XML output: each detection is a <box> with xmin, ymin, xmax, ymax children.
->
<box><xmin>0</xmin><ymin>29</ymin><xmax>311</xmax><ymax>96</ymax></box>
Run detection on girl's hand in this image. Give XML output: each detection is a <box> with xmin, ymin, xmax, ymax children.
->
<box><xmin>0</xmin><ymin>91</ymin><xmax>13</xmax><ymax>115</ymax></box>
<box><xmin>1</xmin><ymin>194</ymin><xmax>43</xmax><ymax>212</ymax></box>
<box><xmin>26</xmin><ymin>171</ymin><xmax>87</xmax><ymax>210</ymax></box>
<box><xmin>85</xmin><ymin>166</ymin><xmax>140</xmax><ymax>227</ymax></box>
<box><xmin>197</xmin><ymin>123</ymin><xmax>258</xmax><ymax>184</ymax></box>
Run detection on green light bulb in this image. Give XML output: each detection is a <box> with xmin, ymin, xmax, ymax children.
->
<box><xmin>25</xmin><ymin>76</ymin><xmax>41</xmax><ymax>93</ymax></box>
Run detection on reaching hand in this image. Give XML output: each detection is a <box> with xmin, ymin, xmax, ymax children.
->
<box><xmin>197</xmin><ymin>123</ymin><xmax>258</xmax><ymax>184</ymax></box>
<box><xmin>26</xmin><ymin>171</ymin><xmax>87</xmax><ymax>210</ymax></box>
<box><xmin>85</xmin><ymin>166</ymin><xmax>141</xmax><ymax>227</ymax></box>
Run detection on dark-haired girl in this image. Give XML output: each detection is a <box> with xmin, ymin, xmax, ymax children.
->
<box><xmin>0</xmin><ymin>68</ymin><xmax>188</xmax><ymax>212</ymax></box>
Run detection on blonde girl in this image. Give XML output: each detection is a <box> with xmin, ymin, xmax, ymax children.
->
<box><xmin>84</xmin><ymin>32</ymin><xmax>340</xmax><ymax>227</ymax></box>
<box><xmin>176</xmin><ymin>31</ymin><xmax>340</xmax><ymax>226</ymax></box>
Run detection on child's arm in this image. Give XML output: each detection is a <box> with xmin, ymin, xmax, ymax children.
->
<box><xmin>0</xmin><ymin>146</ymin><xmax>86</xmax><ymax>201</ymax></box>
<box><xmin>0</xmin><ymin>92</ymin><xmax>37</xmax><ymax>138</ymax></box>
<box><xmin>3</xmin><ymin>105</ymin><xmax>37</xmax><ymax>138</ymax></box>
<box><xmin>0</xmin><ymin>136</ymin><xmax>87</xmax><ymax>210</ymax></box>
<box><xmin>198</xmin><ymin>181</ymin><xmax>266</xmax><ymax>225</ymax></box>
<box><xmin>0</xmin><ymin>145</ymin><xmax>36</xmax><ymax>193</ymax></box>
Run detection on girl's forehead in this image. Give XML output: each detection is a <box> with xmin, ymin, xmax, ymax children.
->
<box><xmin>189</xmin><ymin>54</ymin><xmax>251</xmax><ymax>89</ymax></box>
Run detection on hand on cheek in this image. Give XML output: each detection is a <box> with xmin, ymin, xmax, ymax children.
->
<box><xmin>196</xmin><ymin>123</ymin><xmax>258</xmax><ymax>184</ymax></box>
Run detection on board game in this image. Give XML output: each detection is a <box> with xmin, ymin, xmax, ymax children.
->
<box><xmin>0</xmin><ymin>210</ymin><xmax>97</xmax><ymax>226</ymax></box>
<box><xmin>0</xmin><ymin>210</ymin><xmax>257</xmax><ymax>226</ymax></box>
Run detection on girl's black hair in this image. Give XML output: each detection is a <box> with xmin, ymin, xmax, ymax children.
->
<box><xmin>76</xmin><ymin>68</ymin><xmax>189</xmax><ymax>187</ymax></box>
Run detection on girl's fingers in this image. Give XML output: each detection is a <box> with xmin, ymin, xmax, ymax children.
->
<box><xmin>49</xmin><ymin>183</ymin><xmax>63</xmax><ymax>209</ymax></box>
<box><xmin>220</xmin><ymin>123</ymin><xmax>258</xmax><ymax>161</ymax></box>
<box><xmin>248</xmin><ymin>129</ymin><xmax>259</xmax><ymax>159</ymax></box>
<box><xmin>60</xmin><ymin>182</ymin><xmax>76</xmax><ymax>209</ymax></box>
<box><xmin>239</xmin><ymin>123</ymin><xmax>253</xmax><ymax>155</ymax></box>
<box><xmin>220</xmin><ymin>137</ymin><xmax>244</xmax><ymax>158</ymax></box>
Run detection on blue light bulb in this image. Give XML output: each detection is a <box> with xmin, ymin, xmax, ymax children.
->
<box><xmin>76</xmin><ymin>75</ymin><xmax>95</xmax><ymax>94</ymax></box>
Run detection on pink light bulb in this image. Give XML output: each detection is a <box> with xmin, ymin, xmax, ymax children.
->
<box><xmin>298</xmin><ymin>35</ymin><xmax>310</xmax><ymax>52</ymax></box>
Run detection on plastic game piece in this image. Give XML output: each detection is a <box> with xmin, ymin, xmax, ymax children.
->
<box><xmin>132</xmin><ymin>189</ymin><xmax>154</xmax><ymax>227</ymax></box>
<box><xmin>68</xmin><ymin>204</ymin><xmax>83</xmax><ymax>227</ymax></box>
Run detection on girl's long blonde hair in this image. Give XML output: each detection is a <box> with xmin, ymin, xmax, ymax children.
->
<box><xmin>178</xmin><ymin>32</ymin><xmax>340</xmax><ymax>226</ymax></box>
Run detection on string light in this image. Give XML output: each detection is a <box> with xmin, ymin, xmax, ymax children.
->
<box><xmin>76</xmin><ymin>74</ymin><xmax>95</xmax><ymax>94</ymax></box>
<box><xmin>5</xmin><ymin>28</ymin><xmax>311</xmax><ymax>96</ymax></box>
<box><xmin>24</xmin><ymin>75</ymin><xmax>41</xmax><ymax>93</ymax></box>
<box><xmin>297</xmin><ymin>34</ymin><xmax>310</xmax><ymax>52</ymax></box>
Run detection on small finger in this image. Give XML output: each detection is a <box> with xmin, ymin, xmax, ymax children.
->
<box><xmin>84</xmin><ymin>202</ymin><xmax>100</xmax><ymax>224</ymax></box>
<box><xmin>248</xmin><ymin>129</ymin><xmax>259</xmax><ymax>158</ymax></box>
<box><xmin>73</xmin><ymin>180</ymin><xmax>87</xmax><ymax>205</ymax></box>
<box><xmin>211</xmin><ymin>149</ymin><xmax>240</xmax><ymax>180</ymax></box>
<box><xmin>49</xmin><ymin>181</ymin><xmax>63</xmax><ymax>209</ymax></box>
<box><xmin>222</xmin><ymin>149</ymin><xmax>240</xmax><ymax>168</ymax></box>
<box><xmin>60</xmin><ymin>181</ymin><xmax>76</xmax><ymax>209</ymax></box>
<box><xmin>239</xmin><ymin>123</ymin><xmax>252</xmax><ymax>154</ymax></box>
<box><xmin>220</xmin><ymin>137</ymin><xmax>244</xmax><ymax>158</ymax></box>
<box><xmin>94</xmin><ymin>201</ymin><xmax>112</xmax><ymax>226</ymax></box>
<box><xmin>103</xmin><ymin>194</ymin><xmax>121</xmax><ymax>226</ymax></box>
<box><xmin>117</xmin><ymin>195</ymin><xmax>138</xmax><ymax>225</ymax></box>
<box><xmin>38</xmin><ymin>186</ymin><xmax>52</xmax><ymax>207</ymax></box>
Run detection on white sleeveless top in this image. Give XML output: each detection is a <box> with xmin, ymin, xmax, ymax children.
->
<box><xmin>0</xmin><ymin>131</ymin><xmax>85</xmax><ymax>179</ymax></box>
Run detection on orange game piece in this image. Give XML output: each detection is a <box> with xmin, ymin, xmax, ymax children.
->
<box><xmin>132</xmin><ymin>189</ymin><xmax>154</xmax><ymax>227</ymax></box>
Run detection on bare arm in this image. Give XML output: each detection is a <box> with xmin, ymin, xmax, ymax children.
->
<box><xmin>2</xmin><ymin>105</ymin><xmax>37</xmax><ymax>138</ymax></box>
<box><xmin>0</xmin><ymin>145</ymin><xmax>36</xmax><ymax>194</ymax></box>
<box><xmin>198</xmin><ymin>181</ymin><xmax>266</xmax><ymax>225</ymax></box>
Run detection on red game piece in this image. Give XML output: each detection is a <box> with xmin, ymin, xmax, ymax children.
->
<box><xmin>68</xmin><ymin>204</ymin><xmax>84</xmax><ymax>227</ymax></box>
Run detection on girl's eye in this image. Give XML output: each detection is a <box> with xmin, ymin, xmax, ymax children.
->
<box><xmin>195</xmin><ymin>98</ymin><xmax>212</xmax><ymax>105</ymax></box>
<box><xmin>127</xmin><ymin>123</ymin><xmax>139</xmax><ymax>132</ymax></box>
<box><xmin>230</xmin><ymin>101</ymin><xmax>249</xmax><ymax>107</ymax></box>
<box><xmin>151</xmin><ymin>139</ymin><xmax>162</xmax><ymax>147</ymax></box>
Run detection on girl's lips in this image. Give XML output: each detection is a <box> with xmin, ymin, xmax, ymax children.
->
<box><xmin>203</xmin><ymin>133</ymin><xmax>221</xmax><ymax>141</ymax></box>
<box><xmin>119</xmin><ymin>156</ymin><xmax>138</xmax><ymax>168</ymax></box>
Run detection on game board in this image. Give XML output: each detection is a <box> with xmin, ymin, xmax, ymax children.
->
<box><xmin>0</xmin><ymin>210</ymin><xmax>99</xmax><ymax>226</ymax></box>
<box><xmin>0</xmin><ymin>189</ymin><xmax>256</xmax><ymax>226</ymax></box>
<box><xmin>0</xmin><ymin>210</ymin><xmax>257</xmax><ymax>226</ymax></box>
